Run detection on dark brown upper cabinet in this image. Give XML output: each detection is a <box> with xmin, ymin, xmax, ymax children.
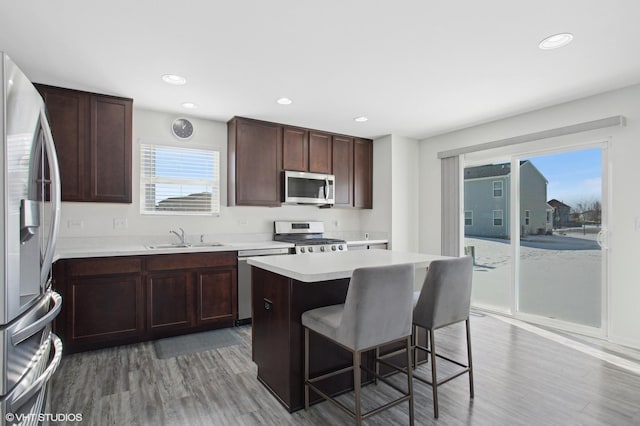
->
<box><xmin>228</xmin><ymin>116</ymin><xmax>372</xmax><ymax>208</ymax></box>
<box><xmin>228</xmin><ymin>117</ymin><xmax>282</xmax><ymax>206</ymax></box>
<box><xmin>36</xmin><ymin>84</ymin><xmax>132</xmax><ymax>203</ymax></box>
<box><xmin>354</xmin><ymin>138</ymin><xmax>373</xmax><ymax>209</ymax></box>
<box><xmin>332</xmin><ymin>135</ymin><xmax>353</xmax><ymax>208</ymax></box>
<box><xmin>282</xmin><ymin>126</ymin><xmax>309</xmax><ymax>172</ymax></box>
<box><xmin>308</xmin><ymin>131</ymin><xmax>332</xmax><ymax>174</ymax></box>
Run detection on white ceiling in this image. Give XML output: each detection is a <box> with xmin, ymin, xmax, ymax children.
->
<box><xmin>2</xmin><ymin>1</ymin><xmax>640</xmax><ymax>140</ymax></box>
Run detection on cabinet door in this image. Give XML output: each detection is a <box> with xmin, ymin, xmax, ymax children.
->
<box><xmin>90</xmin><ymin>95</ymin><xmax>132</xmax><ymax>203</ymax></box>
<box><xmin>36</xmin><ymin>85</ymin><xmax>88</xmax><ymax>201</ymax></box>
<box><xmin>282</xmin><ymin>126</ymin><xmax>308</xmax><ymax>171</ymax></box>
<box><xmin>308</xmin><ymin>131</ymin><xmax>332</xmax><ymax>174</ymax></box>
<box><xmin>233</xmin><ymin>118</ymin><xmax>282</xmax><ymax>206</ymax></box>
<box><xmin>332</xmin><ymin>136</ymin><xmax>353</xmax><ymax>207</ymax></box>
<box><xmin>66</xmin><ymin>274</ymin><xmax>144</xmax><ymax>349</ymax></box>
<box><xmin>147</xmin><ymin>271</ymin><xmax>194</xmax><ymax>334</ymax></box>
<box><xmin>197</xmin><ymin>268</ymin><xmax>237</xmax><ymax>324</ymax></box>
<box><xmin>354</xmin><ymin>138</ymin><xmax>373</xmax><ymax>209</ymax></box>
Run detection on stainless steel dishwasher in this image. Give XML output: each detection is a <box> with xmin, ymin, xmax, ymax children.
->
<box><xmin>237</xmin><ymin>248</ymin><xmax>291</xmax><ymax>324</ymax></box>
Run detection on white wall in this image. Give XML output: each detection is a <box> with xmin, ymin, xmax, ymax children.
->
<box><xmin>58</xmin><ymin>108</ymin><xmax>363</xmax><ymax>238</ymax></box>
<box><xmin>391</xmin><ymin>135</ymin><xmax>419</xmax><ymax>252</ymax></box>
<box><xmin>419</xmin><ymin>83</ymin><xmax>640</xmax><ymax>349</ymax></box>
<box><xmin>360</xmin><ymin>134</ymin><xmax>420</xmax><ymax>251</ymax></box>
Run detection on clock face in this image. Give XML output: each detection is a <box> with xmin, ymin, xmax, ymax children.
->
<box><xmin>172</xmin><ymin>118</ymin><xmax>194</xmax><ymax>139</ymax></box>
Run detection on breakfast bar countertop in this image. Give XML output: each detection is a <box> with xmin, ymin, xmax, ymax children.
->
<box><xmin>246</xmin><ymin>249</ymin><xmax>451</xmax><ymax>283</ymax></box>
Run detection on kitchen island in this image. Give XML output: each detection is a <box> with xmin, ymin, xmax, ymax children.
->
<box><xmin>247</xmin><ymin>250</ymin><xmax>449</xmax><ymax>412</ymax></box>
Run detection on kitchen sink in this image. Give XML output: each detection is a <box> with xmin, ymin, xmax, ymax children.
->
<box><xmin>146</xmin><ymin>242</ymin><xmax>225</xmax><ymax>250</ymax></box>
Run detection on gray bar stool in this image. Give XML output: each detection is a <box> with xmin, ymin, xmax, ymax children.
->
<box><xmin>302</xmin><ymin>263</ymin><xmax>415</xmax><ymax>425</ymax></box>
<box><xmin>412</xmin><ymin>255</ymin><xmax>474</xmax><ymax>418</ymax></box>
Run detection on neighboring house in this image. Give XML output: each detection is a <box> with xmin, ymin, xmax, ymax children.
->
<box><xmin>548</xmin><ymin>199</ymin><xmax>571</xmax><ymax>228</ymax></box>
<box><xmin>464</xmin><ymin>161</ymin><xmax>552</xmax><ymax>238</ymax></box>
<box><xmin>156</xmin><ymin>192</ymin><xmax>212</xmax><ymax>212</ymax></box>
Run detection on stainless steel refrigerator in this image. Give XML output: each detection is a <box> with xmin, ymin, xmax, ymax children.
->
<box><xmin>0</xmin><ymin>52</ymin><xmax>63</xmax><ymax>424</ymax></box>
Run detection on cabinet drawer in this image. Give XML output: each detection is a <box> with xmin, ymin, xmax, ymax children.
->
<box><xmin>145</xmin><ymin>252</ymin><xmax>237</xmax><ymax>271</ymax></box>
<box><xmin>66</xmin><ymin>257</ymin><xmax>142</xmax><ymax>277</ymax></box>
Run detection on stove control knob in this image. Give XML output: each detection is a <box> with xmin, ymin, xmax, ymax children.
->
<box><xmin>308</xmin><ymin>247</ymin><xmax>314</xmax><ymax>253</ymax></box>
<box><xmin>300</xmin><ymin>247</ymin><xmax>306</xmax><ymax>253</ymax></box>
<box><xmin>320</xmin><ymin>246</ymin><xmax>326</xmax><ymax>252</ymax></box>
<box><xmin>331</xmin><ymin>245</ymin><xmax>336</xmax><ymax>251</ymax></box>
<box><xmin>338</xmin><ymin>245</ymin><xmax>344</xmax><ymax>250</ymax></box>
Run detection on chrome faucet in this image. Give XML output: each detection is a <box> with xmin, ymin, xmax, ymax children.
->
<box><xmin>170</xmin><ymin>228</ymin><xmax>187</xmax><ymax>245</ymax></box>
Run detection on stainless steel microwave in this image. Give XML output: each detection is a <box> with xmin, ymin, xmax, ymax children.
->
<box><xmin>284</xmin><ymin>171</ymin><xmax>335</xmax><ymax>205</ymax></box>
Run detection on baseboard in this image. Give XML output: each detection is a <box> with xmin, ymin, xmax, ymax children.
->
<box><xmin>235</xmin><ymin>318</ymin><xmax>252</xmax><ymax>326</ymax></box>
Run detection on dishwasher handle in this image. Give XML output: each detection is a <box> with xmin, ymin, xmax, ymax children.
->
<box><xmin>238</xmin><ymin>248</ymin><xmax>292</xmax><ymax>257</ymax></box>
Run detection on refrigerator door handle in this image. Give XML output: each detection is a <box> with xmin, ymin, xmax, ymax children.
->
<box><xmin>11</xmin><ymin>292</ymin><xmax>62</xmax><ymax>346</ymax></box>
<box><xmin>8</xmin><ymin>333</ymin><xmax>63</xmax><ymax>413</ymax></box>
<box><xmin>39</xmin><ymin>107</ymin><xmax>61</xmax><ymax>285</ymax></box>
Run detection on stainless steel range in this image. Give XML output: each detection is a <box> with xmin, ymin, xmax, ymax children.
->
<box><xmin>274</xmin><ymin>221</ymin><xmax>348</xmax><ymax>254</ymax></box>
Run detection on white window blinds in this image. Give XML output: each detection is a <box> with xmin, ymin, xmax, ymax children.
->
<box><xmin>140</xmin><ymin>144</ymin><xmax>220</xmax><ymax>215</ymax></box>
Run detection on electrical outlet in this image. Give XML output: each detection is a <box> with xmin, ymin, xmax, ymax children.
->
<box><xmin>238</xmin><ymin>219</ymin><xmax>248</xmax><ymax>225</ymax></box>
<box><xmin>333</xmin><ymin>220</ymin><xmax>340</xmax><ymax>227</ymax></box>
<box><xmin>67</xmin><ymin>219</ymin><xmax>83</xmax><ymax>230</ymax></box>
<box><xmin>636</xmin><ymin>217</ymin><xmax>640</xmax><ymax>232</ymax></box>
<box><xmin>113</xmin><ymin>217</ymin><xmax>128</xmax><ymax>230</ymax></box>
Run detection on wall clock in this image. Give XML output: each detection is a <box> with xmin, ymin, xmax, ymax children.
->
<box><xmin>172</xmin><ymin>117</ymin><xmax>194</xmax><ymax>140</ymax></box>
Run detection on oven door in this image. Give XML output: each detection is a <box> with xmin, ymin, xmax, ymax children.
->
<box><xmin>284</xmin><ymin>171</ymin><xmax>335</xmax><ymax>205</ymax></box>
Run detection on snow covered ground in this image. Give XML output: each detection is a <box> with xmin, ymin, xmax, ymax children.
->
<box><xmin>466</xmin><ymin>232</ymin><xmax>602</xmax><ymax>327</ymax></box>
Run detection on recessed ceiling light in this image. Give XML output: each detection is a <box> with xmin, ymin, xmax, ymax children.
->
<box><xmin>538</xmin><ymin>33</ymin><xmax>574</xmax><ymax>50</ymax></box>
<box><xmin>276</xmin><ymin>97</ymin><xmax>293</xmax><ymax>105</ymax></box>
<box><xmin>181</xmin><ymin>102</ymin><xmax>197</xmax><ymax>109</ymax></box>
<box><xmin>162</xmin><ymin>74</ymin><xmax>187</xmax><ymax>85</ymax></box>
<box><xmin>354</xmin><ymin>116</ymin><xmax>368</xmax><ymax>122</ymax></box>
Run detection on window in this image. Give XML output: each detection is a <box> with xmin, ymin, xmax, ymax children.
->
<box><xmin>140</xmin><ymin>144</ymin><xmax>220</xmax><ymax>215</ymax></box>
<box><xmin>524</xmin><ymin>210</ymin><xmax>531</xmax><ymax>225</ymax></box>
<box><xmin>493</xmin><ymin>181</ymin><xmax>503</xmax><ymax>197</ymax></box>
<box><xmin>493</xmin><ymin>210</ymin><xmax>503</xmax><ymax>226</ymax></box>
<box><xmin>465</xmin><ymin>211</ymin><xmax>473</xmax><ymax>226</ymax></box>
<box><xmin>546</xmin><ymin>209</ymin><xmax>552</xmax><ymax>223</ymax></box>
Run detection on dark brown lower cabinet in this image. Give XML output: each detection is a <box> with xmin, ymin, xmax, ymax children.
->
<box><xmin>147</xmin><ymin>271</ymin><xmax>194</xmax><ymax>334</ymax></box>
<box><xmin>197</xmin><ymin>268</ymin><xmax>237</xmax><ymax>325</ymax></box>
<box><xmin>53</xmin><ymin>252</ymin><xmax>237</xmax><ymax>353</ymax></box>
<box><xmin>68</xmin><ymin>274</ymin><xmax>144</xmax><ymax>351</ymax></box>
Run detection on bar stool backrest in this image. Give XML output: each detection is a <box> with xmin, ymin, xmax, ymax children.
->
<box><xmin>338</xmin><ymin>263</ymin><xmax>415</xmax><ymax>351</ymax></box>
<box><xmin>413</xmin><ymin>256</ymin><xmax>473</xmax><ymax>330</ymax></box>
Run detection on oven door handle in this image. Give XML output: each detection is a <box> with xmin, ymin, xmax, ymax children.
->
<box><xmin>9</xmin><ymin>332</ymin><xmax>62</xmax><ymax>412</ymax></box>
<box><xmin>11</xmin><ymin>291</ymin><xmax>62</xmax><ymax>346</ymax></box>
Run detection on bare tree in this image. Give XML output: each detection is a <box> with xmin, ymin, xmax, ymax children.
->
<box><xmin>572</xmin><ymin>199</ymin><xmax>601</xmax><ymax>224</ymax></box>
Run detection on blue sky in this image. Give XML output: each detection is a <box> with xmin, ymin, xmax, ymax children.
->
<box><xmin>526</xmin><ymin>148</ymin><xmax>601</xmax><ymax>207</ymax></box>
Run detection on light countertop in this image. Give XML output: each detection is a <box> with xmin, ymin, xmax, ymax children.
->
<box><xmin>53</xmin><ymin>239</ymin><xmax>294</xmax><ymax>262</ymax></box>
<box><xmin>246</xmin><ymin>250</ymin><xmax>451</xmax><ymax>283</ymax></box>
<box><xmin>53</xmin><ymin>233</ymin><xmax>389</xmax><ymax>262</ymax></box>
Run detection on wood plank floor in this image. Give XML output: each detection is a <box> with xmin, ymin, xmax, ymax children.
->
<box><xmin>49</xmin><ymin>314</ymin><xmax>640</xmax><ymax>425</ymax></box>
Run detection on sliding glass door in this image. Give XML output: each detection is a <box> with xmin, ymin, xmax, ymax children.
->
<box><xmin>463</xmin><ymin>162</ymin><xmax>512</xmax><ymax>313</ymax></box>
<box><xmin>517</xmin><ymin>148</ymin><xmax>605</xmax><ymax>329</ymax></box>
<box><xmin>464</xmin><ymin>144</ymin><xmax>608</xmax><ymax>333</ymax></box>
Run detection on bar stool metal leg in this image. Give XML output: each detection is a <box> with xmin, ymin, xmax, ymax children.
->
<box><xmin>466</xmin><ymin>319</ymin><xmax>474</xmax><ymax>398</ymax></box>
<box><xmin>429</xmin><ymin>328</ymin><xmax>439</xmax><ymax>419</ymax></box>
<box><xmin>304</xmin><ymin>327</ymin><xmax>310</xmax><ymax>409</ymax></box>
<box><xmin>412</xmin><ymin>325</ymin><xmax>418</xmax><ymax>369</ymax></box>
<box><xmin>375</xmin><ymin>346</ymin><xmax>380</xmax><ymax>385</ymax></box>
<box><xmin>353</xmin><ymin>350</ymin><xmax>362</xmax><ymax>425</ymax></box>
<box><xmin>405</xmin><ymin>336</ymin><xmax>414</xmax><ymax>425</ymax></box>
